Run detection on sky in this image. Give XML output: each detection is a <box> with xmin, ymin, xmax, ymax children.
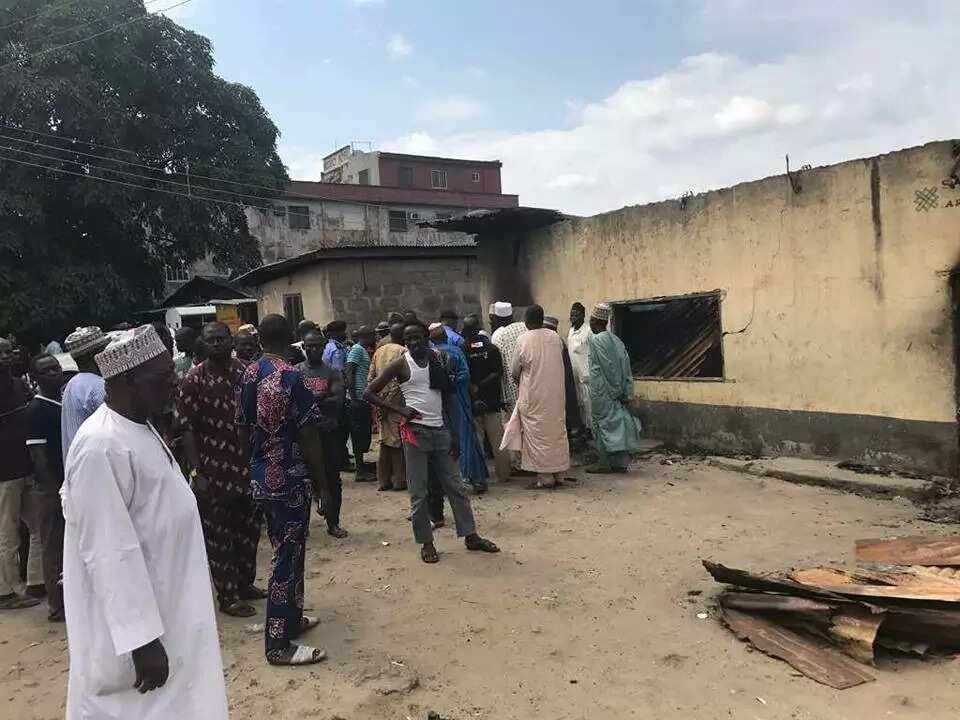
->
<box><xmin>164</xmin><ymin>0</ymin><xmax>959</xmax><ymax>216</ymax></box>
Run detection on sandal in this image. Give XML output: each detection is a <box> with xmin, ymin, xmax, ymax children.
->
<box><xmin>465</xmin><ymin>536</ymin><xmax>500</xmax><ymax>553</ymax></box>
<box><xmin>267</xmin><ymin>644</ymin><xmax>326</xmax><ymax>666</ymax></box>
<box><xmin>421</xmin><ymin>545</ymin><xmax>440</xmax><ymax>564</ymax></box>
<box><xmin>0</xmin><ymin>594</ymin><xmax>41</xmax><ymax>610</ymax></box>
<box><xmin>239</xmin><ymin>585</ymin><xmax>268</xmax><ymax>601</ymax></box>
<box><xmin>221</xmin><ymin>600</ymin><xmax>257</xmax><ymax>618</ymax></box>
<box><xmin>526</xmin><ymin>480</ymin><xmax>559</xmax><ymax>490</ymax></box>
<box><xmin>295</xmin><ymin>615</ymin><xmax>320</xmax><ymax>638</ymax></box>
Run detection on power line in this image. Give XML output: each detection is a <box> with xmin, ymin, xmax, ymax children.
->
<box><xmin>0</xmin><ymin>150</ymin><xmax>305</xmax><ymax>217</ymax></box>
<box><xmin>0</xmin><ymin>121</ymin><xmax>138</xmax><ymax>155</ymax></box>
<box><xmin>0</xmin><ymin>0</ymin><xmax>84</xmax><ymax>32</ymax></box>
<box><xmin>0</xmin><ymin>0</ymin><xmax>195</xmax><ymax>71</ymax></box>
<box><xmin>41</xmin><ymin>0</ymin><xmax>170</xmax><ymax>44</ymax></box>
<box><xmin>0</xmin><ymin>126</ymin><xmax>413</xmax><ymax>210</ymax></box>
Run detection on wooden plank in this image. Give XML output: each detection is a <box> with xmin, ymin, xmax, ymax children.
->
<box><xmin>791</xmin><ymin>568</ymin><xmax>960</xmax><ymax>602</ymax></box>
<box><xmin>703</xmin><ymin>561</ymin><xmax>850</xmax><ymax>601</ymax></box>
<box><xmin>828</xmin><ymin>607</ymin><xmax>883</xmax><ymax>665</ymax></box>
<box><xmin>719</xmin><ymin>607</ymin><xmax>875</xmax><ymax>689</ymax></box>
<box><xmin>855</xmin><ymin>536</ymin><xmax>960</xmax><ymax>566</ymax></box>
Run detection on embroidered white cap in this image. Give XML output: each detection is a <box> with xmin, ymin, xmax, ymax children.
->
<box><xmin>95</xmin><ymin>324</ymin><xmax>169</xmax><ymax>379</ymax></box>
<box><xmin>65</xmin><ymin>326</ymin><xmax>110</xmax><ymax>359</ymax></box>
<box><xmin>492</xmin><ymin>301</ymin><xmax>513</xmax><ymax>318</ymax></box>
<box><xmin>590</xmin><ymin>302</ymin><xmax>613</xmax><ymax>322</ymax></box>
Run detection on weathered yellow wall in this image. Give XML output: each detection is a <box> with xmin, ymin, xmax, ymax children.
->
<box><xmin>254</xmin><ymin>255</ymin><xmax>482</xmax><ymax>328</ymax></box>
<box><xmin>258</xmin><ymin>267</ymin><xmax>334</xmax><ymax>323</ymax></box>
<box><xmin>508</xmin><ymin>141</ymin><xmax>960</xmax><ymax>425</ymax></box>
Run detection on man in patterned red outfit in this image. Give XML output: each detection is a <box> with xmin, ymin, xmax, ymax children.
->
<box><xmin>178</xmin><ymin>321</ymin><xmax>266</xmax><ymax>618</ymax></box>
<box><xmin>236</xmin><ymin>314</ymin><xmax>330</xmax><ymax>667</ymax></box>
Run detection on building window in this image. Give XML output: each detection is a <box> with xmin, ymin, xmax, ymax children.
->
<box><xmin>614</xmin><ymin>292</ymin><xmax>724</xmax><ymax>379</ymax></box>
<box><xmin>283</xmin><ymin>293</ymin><xmax>304</xmax><ymax>326</ymax></box>
<box><xmin>288</xmin><ymin>205</ymin><xmax>310</xmax><ymax>230</ymax></box>
<box><xmin>471</xmin><ymin>171</ymin><xmax>481</xmax><ymax>183</ymax></box>
<box><xmin>431</xmin><ymin>169</ymin><xmax>448</xmax><ymax>190</ymax></box>
<box><xmin>435</xmin><ymin>211</ymin><xmax>452</xmax><ymax>220</ymax></box>
<box><xmin>398</xmin><ymin>166</ymin><xmax>414</xmax><ymax>188</ymax></box>
<box><xmin>358</xmin><ymin>169</ymin><xmax>370</xmax><ymax>185</ymax></box>
<box><xmin>164</xmin><ymin>263</ymin><xmax>190</xmax><ymax>283</ymax></box>
<box><xmin>388</xmin><ymin>210</ymin><xmax>408</xmax><ymax>232</ymax></box>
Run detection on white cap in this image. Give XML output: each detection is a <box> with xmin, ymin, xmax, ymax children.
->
<box><xmin>493</xmin><ymin>301</ymin><xmax>513</xmax><ymax>318</ymax></box>
<box><xmin>95</xmin><ymin>325</ymin><xmax>168</xmax><ymax>379</ymax></box>
<box><xmin>428</xmin><ymin>322</ymin><xmax>443</xmax><ymax>331</ymax></box>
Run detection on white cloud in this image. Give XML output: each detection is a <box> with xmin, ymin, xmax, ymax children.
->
<box><xmin>381</xmin><ymin>5</ymin><xmax>960</xmax><ymax>215</ymax></box>
<box><xmin>547</xmin><ymin>173</ymin><xmax>599</xmax><ymax>190</ymax></box>
<box><xmin>418</xmin><ymin>95</ymin><xmax>486</xmax><ymax>122</ymax></box>
<box><xmin>386</xmin><ymin>33</ymin><xmax>412</xmax><ymax>59</ymax></box>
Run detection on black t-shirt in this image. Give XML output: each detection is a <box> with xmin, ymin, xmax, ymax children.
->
<box><xmin>0</xmin><ymin>377</ymin><xmax>33</xmax><ymax>482</ymax></box>
<box><xmin>297</xmin><ymin>361</ymin><xmax>344</xmax><ymax>433</ymax></box>
<box><xmin>464</xmin><ymin>337</ymin><xmax>504</xmax><ymax>413</ymax></box>
<box><xmin>26</xmin><ymin>395</ymin><xmax>63</xmax><ymax>485</ymax></box>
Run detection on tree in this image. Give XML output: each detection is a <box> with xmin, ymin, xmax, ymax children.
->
<box><xmin>0</xmin><ymin>0</ymin><xmax>288</xmax><ymax>345</ymax></box>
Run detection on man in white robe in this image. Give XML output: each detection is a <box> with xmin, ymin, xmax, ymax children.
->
<box><xmin>62</xmin><ymin>325</ymin><xmax>228</xmax><ymax>720</ymax></box>
<box><xmin>567</xmin><ymin>302</ymin><xmax>592</xmax><ymax>428</ymax></box>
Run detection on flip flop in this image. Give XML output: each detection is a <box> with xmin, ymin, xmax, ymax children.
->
<box><xmin>0</xmin><ymin>595</ymin><xmax>40</xmax><ymax>610</ymax></box>
<box><xmin>220</xmin><ymin>600</ymin><xmax>257</xmax><ymax>618</ymax></box>
<box><xmin>465</xmin><ymin>537</ymin><xmax>500</xmax><ymax>553</ymax></box>
<box><xmin>267</xmin><ymin>644</ymin><xmax>326</xmax><ymax>666</ymax></box>
<box><xmin>421</xmin><ymin>545</ymin><xmax>440</xmax><ymax>564</ymax></box>
<box><xmin>294</xmin><ymin>615</ymin><xmax>320</xmax><ymax>638</ymax></box>
<box><xmin>526</xmin><ymin>480</ymin><xmax>559</xmax><ymax>490</ymax></box>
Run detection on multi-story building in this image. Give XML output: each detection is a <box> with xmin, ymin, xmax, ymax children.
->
<box><xmin>321</xmin><ymin>146</ymin><xmax>503</xmax><ymax>195</ymax></box>
<box><xmin>245</xmin><ymin>178</ymin><xmax>518</xmax><ymax>264</ymax></box>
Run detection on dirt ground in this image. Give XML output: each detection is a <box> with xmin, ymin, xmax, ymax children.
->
<box><xmin>3</xmin><ymin>455</ymin><xmax>960</xmax><ymax>720</ymax></box>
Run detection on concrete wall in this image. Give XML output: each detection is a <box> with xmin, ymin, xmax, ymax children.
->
<box><xmin>338</xmin><ymin>152</ymin><xmax>380</xmax><ymax>186</ymax></box>
<box><xmin>246</xmin><ymin>202</ymin><xmax>474</xmax><ymax>264</ymax></box>
<box><xmin>478</xmin><ymin>141</ymin><xmax>960</xmax><ymax>474</ymax></box>
<box><xmin>379</xmin><ymin>156</ymin><xmax>502</xmax><ymax>194</ymax></box>
<box><xmin>256</xmin><ymin>255</ymin><xmax>483</xmax><ymax>328</ymax></box>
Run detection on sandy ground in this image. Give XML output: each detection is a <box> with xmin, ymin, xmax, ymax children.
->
<box><xmin>3</xmin><ymin>455</ymin><xmax>960</xmax><ymax>720</ymax></box>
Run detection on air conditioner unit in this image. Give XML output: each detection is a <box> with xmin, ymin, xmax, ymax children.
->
<box><xmin>408</xmin><ymin>211</ymin><xmax>421</xmax><ymax>221</ymax></box>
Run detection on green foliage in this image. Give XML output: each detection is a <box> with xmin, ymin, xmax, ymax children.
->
<box><xmin>0</xmin><ymin>0</ymin><xmax>287</xmax><ymax>344</ymax></box>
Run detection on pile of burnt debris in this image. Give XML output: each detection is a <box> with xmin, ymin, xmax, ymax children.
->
<box><xmin>704</xmin><ymin>536</ymin><xmax>960</xmax><ymax>689</ymax></box>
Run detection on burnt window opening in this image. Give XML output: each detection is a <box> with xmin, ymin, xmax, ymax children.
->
<box><xmin>388</xmin><ymin>210</ymin><xmax>408</xmax><ymax>232</ymax></box>
<box><xmin>614</xmin><ymin>292</ymin><xmax>724</xmax><ymax>379</ymax></box>
<box><xmin>283</xmin><ymin>293</ymin><xmax>304</xmax><ymax>327</ymax></box>
<box><xmin>287</xmin><ymin>205</ymin><xmax>310</xmax><ymax>230</ymax></box>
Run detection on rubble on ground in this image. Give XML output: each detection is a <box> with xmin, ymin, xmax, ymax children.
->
<box><xmin>704</xmin><ymin>535</ymin><xmax>960</xmax><ymax>689</ymax></box>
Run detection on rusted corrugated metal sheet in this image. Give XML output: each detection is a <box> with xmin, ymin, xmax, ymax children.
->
<box><xmin>855</xmin><ymin>536</ymin><xmax>960</xmax><ymax>566</ymax></box>
<box><xmin>719</xmin><ymin>607</ymin><xmax>876</xmax><ymax>689</ymax></box>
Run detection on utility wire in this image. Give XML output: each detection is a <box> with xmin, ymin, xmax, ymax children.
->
<box><xmin>0</xmin><ymin>151</ymin><xmax>303</xmax><ymax>217</ymax></box>
<box><xmin>40</xmin><ymin>0</ymin><xmax>169</xmax><ymax>44</ymax></box>
<box><xmin>0</xmin><ymin>0</ymin><xmax>84</xmax><ymax>31</ymax></box>
<box><xmin>0</xmin><ymin>0</ymin><xmax>195</xmax><ymax>71</ymax></box>
<box><xmin>0</xmin><ymin>127</ymin><xmax>415</xmax><ymax>210</ymax></box>
<box><xmin>0</xmin><ymin>121</ymin><xmax>138</xmax><ymax>155</ymax></box>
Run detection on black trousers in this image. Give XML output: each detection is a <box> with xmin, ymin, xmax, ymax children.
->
<box><xmin>321</xmin><ymin>431</ymin><xmax>344</xmax><ymax>529</ymax></box>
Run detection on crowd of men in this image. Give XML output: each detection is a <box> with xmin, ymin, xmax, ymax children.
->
<box><xmin>0</xmin><ymin>297</ymin><xmax>641</xmax><ymax>718</ymax></box>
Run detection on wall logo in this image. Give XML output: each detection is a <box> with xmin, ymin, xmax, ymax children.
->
<box><xmin>914</xmin><ymin>187</ymin><xmax>939</xmax><ymax>212</ymax></box>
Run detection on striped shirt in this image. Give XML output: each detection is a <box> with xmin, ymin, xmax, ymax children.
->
<box><xmin>61</xmin><ymin>372</ymin><xmax>106</xmax><ymax>461</ymax></box>
<box><xmin>346</xmin><ymin>344</ymin><xmax>371</xmax><ymax>399</ymax></box>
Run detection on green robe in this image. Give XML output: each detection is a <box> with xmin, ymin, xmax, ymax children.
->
<box><xmin>588</xmin><ymin>330</ymin><xmax>642</xmax><ymax>453</ymax></box>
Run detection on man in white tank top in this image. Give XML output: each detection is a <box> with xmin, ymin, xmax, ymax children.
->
<box><xmin>365</xmin><ymin>323</ymin><xmax>500</xmax><ymax>564</ymax></box>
